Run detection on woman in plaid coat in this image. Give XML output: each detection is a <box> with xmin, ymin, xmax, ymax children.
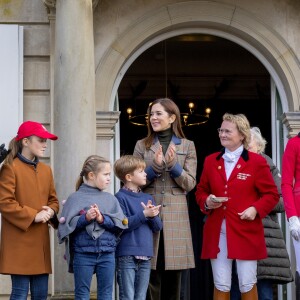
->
<box><xmin>133</xmin><ymin>98</ymin><xmax>197</xmax><ymax>300</ymax></box>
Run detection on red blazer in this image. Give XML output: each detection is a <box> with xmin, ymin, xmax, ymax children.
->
<box><xmin>195</xmin><ymin>149</ymin><xmax>279</xmax><ymax>260</ymax></box>
<box><xmin>281</xmin><ymin>134</ymin><xmax>300</xmax><ymax>219</ymax></box>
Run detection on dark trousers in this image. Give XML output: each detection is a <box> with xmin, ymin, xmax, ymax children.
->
<box><xmin>147</xmin><ymin>231</ymin><xmax>182</xmax><ymax>300</ymax></box>
<box><xmin>147</xmin><ymin>269</ymin><xmax>182</xmax><ymax>300</ymax></box>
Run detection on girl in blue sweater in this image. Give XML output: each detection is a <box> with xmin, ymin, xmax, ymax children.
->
<box><xmin>114</xmin><ymin>155</ymin><xmax>163</xmax><ymax>300</ymax></box>
<box><xmin>58</xmin><ymin>155</ymin><xmax>128</xmax><ymax>300</ymax></box>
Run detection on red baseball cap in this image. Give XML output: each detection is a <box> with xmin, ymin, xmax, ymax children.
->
<box><xmin>15</xmin><ymin>121</ymin><xmax>58</xmax><ymax>141</ymax></box>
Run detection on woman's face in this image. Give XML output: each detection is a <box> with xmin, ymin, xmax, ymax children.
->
<box><xmin>149</xmin><ymin>103</ymin><xmax>175</xmax><ymax>132</ymax></box>
<box><xmin>248</xmin><ymin>135</ymin><xmax>259</xmax><ymax>153</ymax></box>
<box><xmin>219</xmin><ymin>120</ymin><xmax>244</xmax><ymax>151</ymax></box>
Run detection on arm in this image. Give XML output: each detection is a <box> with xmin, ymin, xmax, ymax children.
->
<box><xmin>117</xmin><ymin>196</ymin><xmax>149</xmax><ymax>232</ymax></box>
<box><xmin>169</xmin><ymin>140</ymin><xmax>197</xmax><ymax>192</ymax></box>
<box><xmin>0</xmin><ymin>164</ymin><xmax>37</xmax><ymax>231</ymax></box>
<box><xmin>134</xmin><ymin>140</ymin><xmax>160</xmax><ymax>183</ymax></box>
<box><xmin>251</xmin><ymin>156</ymin><xmax>279</xmax><ymax>219</ymax></box>
<box><xmin>46</xmin><ymin>168</ymin><xmax>59</xmax><ymax>213</ymax></box>
<box><xmin>281</xmin><ymin>139</ymin><xmax>298</xmax><ymax>219</ymax></box>
<box><xmin>262</xmin><ymin>153</ymin><xmax>284</xmax><ymax>213</ymax></box>
<box><xmin>147</xmin><ymin>215</ymin><xmax>163</xmax><ymax>232</ymax></box>
<box><xmin>195</xmin><ymin>157</ymin><xmax>212</xmax><ymax>214</ymax></box>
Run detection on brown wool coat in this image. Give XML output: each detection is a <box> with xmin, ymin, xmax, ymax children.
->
<box><xmin>134</xmin><ymin>136</ymin><xmax>197</xmax><ymax>270</ymax></box>
<box><xmin>0</xmin><ymin>158</ymin><xmax>59</xmax><ymax>275</ymax></box>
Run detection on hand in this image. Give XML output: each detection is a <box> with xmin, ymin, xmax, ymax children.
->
<box><xmin>91</xmin><ymin>204</ymin><xmax>104</xmax><ymax>223</ymax></box>
<box><xmin>34</xmin><ymin>209</ymin><xmax>52</xmax><ymax>223</ymax></box>
<box><xmin>145</xmin><ymin>200</ymin><xmax>154</xmax><ymax>208</ymax></box>
<box><xmin>289</xmin><ymin>216</ymin><xmax>300</xmax><ymax>241</ymax></box>
<box><xmin>85</xmin><ymin>205</ymin><xmax>98</xmax><ymax>222</ymax></box>
<box><xmin>238</xmin><ymin>206</ymin><xmax>257</xmax><ymax>220</ymax></box>
<box><xmin>141</xmin><ymin>201</ymin><xmax>161</xmax><ymax>218</ymax></box>
<box><xmin>0</xmin><ymin>143</ymin><xmax>10</xmax><ymax>164</ymax></box>
<box><xmin>42</xmin><ymin>206</ymin><xmax>55</xmax><ymax>218</ymax></box>
<box><xmin>205</xmin><ymin>194</ymin><xmax>222</xmax><ymax>210</ymax></box>
<box><xmin>165</xmin><ymin>145</ymin><xmax>177</xmax><ymax>169</ymax></box>
<box><xmin>153</xmin><ymin>145</ymin><xmax>163</xmax><ymax>170</ymax></box>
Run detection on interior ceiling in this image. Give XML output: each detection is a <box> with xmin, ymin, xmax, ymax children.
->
<box><xmin>117</xmin><ymin>34</ymin><xmax>271</xmax><ymax>157</ymax></box>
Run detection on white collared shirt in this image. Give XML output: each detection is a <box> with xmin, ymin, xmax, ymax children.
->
<box><xmin>222</xmin><ymin>145</ymin><xmax>244</xmax><ymax>180</ymax></box>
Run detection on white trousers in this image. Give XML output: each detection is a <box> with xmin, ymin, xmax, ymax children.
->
<box><xmin>293</xmin><ymin>223</ymin><xmax>300</xmax><ymax>273</ymax></box>
<box><xmin>211</xmin><ymin>220</ymin><xmax>257</xmax><ymax>293</ymax></box>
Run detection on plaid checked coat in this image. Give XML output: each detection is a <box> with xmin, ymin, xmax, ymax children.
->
<box><xmin>133</xmin><ymin>135</ymin><xmax>197</xmax><ymax>270</ymax></box>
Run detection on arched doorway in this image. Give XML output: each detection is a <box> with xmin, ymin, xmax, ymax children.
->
<box><xmin>94</xmin><ymin>2</ymin><xmax>300</xmax><ymax>299</ymax></box>
<box><xmin>117</xmin><ymin>33</ymin><xmax>274</xmax><ymax>299</ymax></box>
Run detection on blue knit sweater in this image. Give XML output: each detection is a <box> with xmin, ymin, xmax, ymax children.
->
<box><xmin>115</xmin><ymin>188</ymin><xmax>163</xmax><ymax>257</ymax></box>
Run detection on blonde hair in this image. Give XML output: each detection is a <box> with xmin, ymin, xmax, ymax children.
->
<box><xmin>3</xmin><ymin>138</ymin><xmax>23</xmax><ymax>165</ymax></box>
<box><xmin>250</xmin><ymin>127</ymin><xmax>267</xmax><ymax>154</ymax></box>
<box><xmin>76</xmin><ymin>155</ymin><xmax>110</xmax><ymax>191</ymax></box>
<box><xmin>222</xmin><ymin>113</ymin><xmax>251</xmax><ymax>148</ymax></box>
<box><xmin>114</xmin><ymin>155</ymin><xmax>146</xmax><ymax>183</ymax></box>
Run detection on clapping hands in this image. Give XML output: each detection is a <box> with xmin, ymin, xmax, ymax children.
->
<box><xmin>153</xmin><ymin>144</ymin><xmax>177</xmax><ymax>171</ymax></box>
<box><xmin>165</xmin><ymin>144</ymin><xmax>177</xmax><ymax>169</ymax></box>
<box><xmin>141</xmin><ymin>200</ymin><xmax>161</xmax><ymax>218</ymax></box>
<box><xmin>86</xmin><ymin>204</ymin><xmax>104</xmax><ymax>223</ymax></box>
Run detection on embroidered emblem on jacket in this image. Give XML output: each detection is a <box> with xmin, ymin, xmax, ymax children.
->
<box><xmin>237</xmin><ymin>173</ymin><xmax>251</xmax><ymax>180</ymax></box>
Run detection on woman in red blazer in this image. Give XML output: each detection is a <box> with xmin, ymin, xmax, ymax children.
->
<box><xmin>195</xmin><ymin>113</ymin><xmax>279</xmax><ymax>300</ymax></box>
<box><xmin>281</xmin><ymin>133</ymin><xmax>300</xmax><ymax>299</ymax></box>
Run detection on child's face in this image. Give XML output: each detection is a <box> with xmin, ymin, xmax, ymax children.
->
<box><xmin>129</xmin><ymin>167</ymin><xmax>147</xmax><ymax>187</ymax></box>
<box><xmin>88</xmin><ymin>163</ymin><xmax>111</xmax><ymax>190</ymax></box>
<box><xmin>21</xmin><ymin>136</ymin><xmax>47</xmax><ymax>160</ymax></box>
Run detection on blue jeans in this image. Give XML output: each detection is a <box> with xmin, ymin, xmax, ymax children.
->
<box><xmin>117</xmin><ymin>256</ymin><xmax>151</xmax><ymax>300</ymax></box>
<box><xmin>10</xmin><ymin>274</ymin><xmax>49</xmax><ymax>300</ymax></box>
<box><xmin>73</xmin><ymin>251</ymin><xmax>115</xmax><ymax>300</ymax></box>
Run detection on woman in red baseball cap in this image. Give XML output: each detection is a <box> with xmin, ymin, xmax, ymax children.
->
<box><xmin>0</xmin><ymin>120</ymin><xmax>59</xmax><ymax>300</ymax></box>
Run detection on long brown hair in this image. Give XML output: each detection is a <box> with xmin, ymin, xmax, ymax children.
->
<box><xmin>3</xmin><ymin>138</ymin><xmax>22</xmax><ymax>165</ymax></box>
<box><xmin>144</xmin><ymin>98</ymin><xmax>185</xmax><ymax>149</ymax></box>
<box><xmin>75</xmin><ymin>155</ymin><xmax>110</xmax><ymax>191</ymax></box>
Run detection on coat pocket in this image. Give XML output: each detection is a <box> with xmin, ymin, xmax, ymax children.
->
<box><xmin>171</xmin><ymin>187</ymin><xmax>186</xmax><ymax>195</ymax></box>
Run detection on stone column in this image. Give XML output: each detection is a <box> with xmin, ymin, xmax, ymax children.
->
<box><xmin>96</xmin><ymin>111</ymin><xmax>121</xmax><ymax>194</ymax></box>
<box><xmin>282</xmin><ymin>112</ymin><xmax>300</xmax><ymax>138</ymax></box>
<box><xmin>44</xmin><ymin>0</ymin><xmax>98</xmax><ymax>297</ymax></box>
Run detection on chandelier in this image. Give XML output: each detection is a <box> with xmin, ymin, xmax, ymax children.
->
<box><xmin>125</xmin><ymin>40</ymin><xmax>211</xmax><ymax>127</ymax></box>
<box><xmin>126</xmin><ymin>101</ymin><xmax>211</xmax><ymax>127</ymax></box>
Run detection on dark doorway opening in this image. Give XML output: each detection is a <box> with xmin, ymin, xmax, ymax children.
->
<box><xmin>117</xmin><ymin>34</ymin><xmax>271</xmax><ymax>299</ymax></box>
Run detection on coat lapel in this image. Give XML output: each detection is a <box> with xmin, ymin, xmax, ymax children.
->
<box><xmin>227</xmin><ymin>149</ymin><xmax>249</xmax><ymax>182</ymax></box>
<box><xmin>215</xmin><ymin>158</ymin><xmax>227</xmax><ymax>182</ymax></box>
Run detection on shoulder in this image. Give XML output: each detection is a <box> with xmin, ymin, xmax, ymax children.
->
<box><xmin>101</xmin><ymin>191</ymin><xmax>119</xmax><ymax>202</ymax></box>
<box><xmin>115</xmin><ymin>189</ymin><xmax>126</xmax><ymax>200</ymax></box>
<box><xmin>285</xmin><ymin>135</ymin><xmax>300</xmax><ymax>149</ymax></box>
<box><xmin>37</xmin><ymin>161</ymin><xmax>52</xmax><ymax>173</ymax></box>
<box><xmin>176</xmin><ymin>137</ymin><xmax>193</xmax><ymax>145</ymax></box>
<box><xmin>205</xmin><ymin>151</ymin><xmax>221</xmax><ymax>161</ymax></box>
<box><xmin>260</xmin><ymin>153</ymin><xmax>274</xmax><ymax>167</ymax></box>
<box><xmin>248</xmin><ymin>151</ymin><xmax>265</xmax><ymax>162</ymax></box>
<box><xmin>136</xmin><ymin>138</ymin><xmax>147</xmax><ymax>146</ymax></box>
<box><xmin>134</xmin><ymin>138</ymin><xmax>147</xmax><ymax>150</ymax></box>
<box><xmin>248</xmin><ymin>152</ymin><xmax>269</xmax><ymax>169</ymax></box>
<box><xmin>64</xmin><ymin>191</ymin><xmax>80</xmax><ymax>204</ymax></box>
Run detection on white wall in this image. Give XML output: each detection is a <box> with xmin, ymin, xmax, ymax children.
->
<box><xmin>0</xmin><ymin>24</ymin><xmax>23</xmax><ymax>297</ymax></box>
<box><xmin>0</xmin><ymin>25</ymin><xmax>23</xmax><ymax>146</ymax></box>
